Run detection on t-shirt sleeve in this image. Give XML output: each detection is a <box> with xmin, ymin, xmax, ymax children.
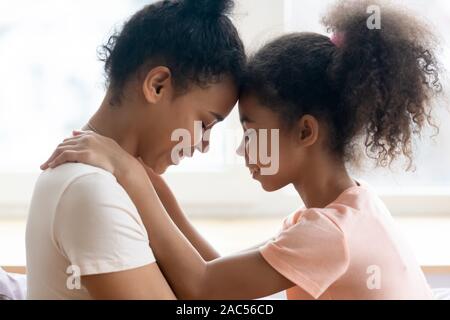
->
<box><xmin>260</xmin><ymin>209</ymin><xmax>350</xmax><ymax>299</ymax></box>
<box><xmin>54</xmin><ymin>172</ymin><xmax>156</xmax><ymax>276</ymax></box>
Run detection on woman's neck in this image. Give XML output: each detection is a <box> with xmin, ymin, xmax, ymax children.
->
<box><xmin>83</xmin><ymin>93</ymin><xmax>141</xmax><ymax>157</ymax></box>
<box><xmin>293</xmin><ymin>155</ymin><xmax>357</xmax><ymax>209</ymax></box>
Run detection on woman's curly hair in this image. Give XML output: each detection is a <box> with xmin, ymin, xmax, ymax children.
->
<box><xmin>98</xmin><ymin>0</ymin><xmax>245</xmax><ymax>105</ymax></box>
<box><xmin>244</xmin><ymin>0</ymin><xmax>443</xmax><ymax>169</ymax></box>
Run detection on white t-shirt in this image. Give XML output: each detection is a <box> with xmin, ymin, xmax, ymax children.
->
<box><xmin>26</xmin><ymin>163</ymin><xmax>156</xmax><ymax>300</ymax></box>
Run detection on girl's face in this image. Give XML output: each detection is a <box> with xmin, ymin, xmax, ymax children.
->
<box><xmin>237</xmin><ymin>94</ymin><xmax>309</xmax><ymax>192</ymax></box>
<box><xmin>137</xmin><ymin>76</ymin><xmax>239</xmax><ymax>174</ymax></box>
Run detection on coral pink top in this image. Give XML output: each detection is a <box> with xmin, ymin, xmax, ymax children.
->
<box><xmin>260</xmin><ymin>183</ymin><xmax>433</xmax><ymax>300</ymax></box>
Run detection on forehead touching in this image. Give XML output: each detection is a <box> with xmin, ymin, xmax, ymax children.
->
<box><xmin>238</xmin><ymin>93</ymin><xmax>281</xmax><ymax>129</ymax></box>
<box><xmin>184</xmin><ymin>76</ymin><xmax>239</xmax><ymax>117</ymax></box>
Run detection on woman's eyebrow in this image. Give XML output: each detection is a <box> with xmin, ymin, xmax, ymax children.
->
<box><xmin>240</xmin><ymin>115</ymin><xmax>253</xmax><ymax>124</ymax></box>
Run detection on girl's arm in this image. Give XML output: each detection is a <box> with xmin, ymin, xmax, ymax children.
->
<box><xmin>42</xmin><ymin>133</ymin><xmax>219</xmax><ymax>262</ymax></box>
<box><xmin>42</xmin><ymin>132</ymin><xmax>294</xmax><ymax>299</ymax></box>
<box><xmin>144</xmin><ymin>164</ymin><xmax>271</xmax><ymax>258</ymax></box>
<box><xmin>120</xmin><ymin>165</ymin><xmax>293</xmax><ymax>300</ymax></box>
<box><xmin>142</xmin><ymin>165</ymin><xmax>220</xmax><ymax>261</ymax></box>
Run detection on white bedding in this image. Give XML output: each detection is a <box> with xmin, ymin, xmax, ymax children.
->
<box><xmin>1</xmin><ymin>267</ymin><xmax>449</xmax><ymax>300</ymax></box>
<box><xmin>0</xmin><ymin>268</ymin><xmax>27</xmax><ymax>300</ymax></box>
<box><xmin>433</xmin><ymin>288</ymin><xmax>450</xmax><ymax>300</ymax></box>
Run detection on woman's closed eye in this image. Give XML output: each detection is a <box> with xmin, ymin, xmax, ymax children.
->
<box><xmin>205</xmin><ymin>119</ymin><xmax>219</xmax><ymax>130</ymax></box>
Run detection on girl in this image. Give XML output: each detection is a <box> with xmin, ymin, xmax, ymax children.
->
<box><xmin>43</xmin><ymin>0</ymin><xmax>443</xmax><ymax>299</ymax></box>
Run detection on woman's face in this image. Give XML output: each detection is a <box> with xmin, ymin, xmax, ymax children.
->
<box><xmin>138</xmin><ymin>76</ymin><xmax>239</xmax><ymax>174</ymax></box>
<box><xmin>237</xmin><ymin>94</ymin><xmax>306</xmax><ymax>192</ymax></box>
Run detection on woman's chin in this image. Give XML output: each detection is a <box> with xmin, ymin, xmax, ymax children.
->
<box><xmin>154</xmin><ymin>160</ymin><xmax>171</xmax><ymax>175</ymax></box>
<box><xmin>140</xmin><ymin>156</ymin><xmax>169</xmax><ymax>175</ymax></box>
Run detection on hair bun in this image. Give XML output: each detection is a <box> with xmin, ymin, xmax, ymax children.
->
<box><xmin>181</xmin><ymin>0</ymin><xmax>235</xmax><ymax>17</ymax></box>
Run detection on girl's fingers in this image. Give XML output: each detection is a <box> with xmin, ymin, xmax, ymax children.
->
<box><xmin>41</xmin><ymin>131</ymin><xmax>93</xmax><ymax>170</ymax></box>
<box><xmin>48</xmin><ymin>150</ymin><xmax>87</xmax><ymax>169</ymax></box>
<box><xmin>61</xmin><ymin>130</ymin><xmax>91</xmax><ymax>144</ymax></box>
<box><xmin>73</xmin><ymin>130</ymin><xmax>93</xmax><ymax>137</ymax></box>
<box><xmin>63</xmin><ymin>136</ymin><xmax>82</xmax><ymax>144</ymax></box>
<box><xmin>41</xmin><ymin>148</ymin><xmax>63</xmax><ymax>170</ymax></box>
<box><xmin>41</xmin><ymin>144</ymin><xmax>75</xmax><ymax>169</ymax></box>
<box><xmin>40</xmin><ymin>143</ymin><xmax>82</xmax><ymax>170</ymax></box>
<box><xmin>58</xmin><ymin>139</ymin><xmax>80</xmax><ymax>148</ymax></box>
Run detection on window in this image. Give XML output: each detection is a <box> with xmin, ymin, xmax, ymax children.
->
<box><xmin>285</xmin><ymin>0</ymin><xmax>450</xmax><ymax>191</ymax></box>
<box><xmin>0</xmin><ymin>0</ymin><xmax>449</xmax><ymax>219</ymax></box>
<box><xmin>0</xmin><ymin>0</ymin><xmax>152</xmax><ymax>173</ymax></box>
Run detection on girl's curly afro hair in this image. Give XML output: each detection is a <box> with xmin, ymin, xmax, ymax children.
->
<box><xmin>244</xmin><ymin>0</ymin><xmax>443</xmax><ymax>169</ymax></box>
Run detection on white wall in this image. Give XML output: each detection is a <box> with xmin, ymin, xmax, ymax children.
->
<box><xmin>235</xmin><ymin>0</ymin><xmax>286</xmax><ymax>52</ymax></box>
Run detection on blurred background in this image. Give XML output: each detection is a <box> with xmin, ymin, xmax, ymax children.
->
<box><xmin>0</xmin><ymin>0</ymin><xmax>449</xmax><ymax>286</ymax></box>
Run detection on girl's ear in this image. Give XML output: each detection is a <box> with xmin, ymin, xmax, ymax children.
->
<box><xmin>297</xmin><ymin>115</ymin><xmax>319</xmax><ymax>147</ymax></box>
<box><xmin>142</xmin><ymin>66</ymin><xmax>172</xmax><ymax>104</ymax></box>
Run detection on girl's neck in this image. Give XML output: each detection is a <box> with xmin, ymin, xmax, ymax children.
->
<box><xmin>293</xmin><ymin>156</ymin><xmax>357</xmax><ymax>209</ymax></box>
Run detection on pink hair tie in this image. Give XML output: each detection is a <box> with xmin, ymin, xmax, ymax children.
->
<box><xmin>330</xmin><ymin>32</ymin><xmax>344</xmax><ymax>48</ymax></box>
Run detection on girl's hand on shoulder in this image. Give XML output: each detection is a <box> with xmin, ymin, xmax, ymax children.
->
<box><xmin>40</xmin><ymin>130</ymin><xmax>144</xmax><ymax>182</ymax></box>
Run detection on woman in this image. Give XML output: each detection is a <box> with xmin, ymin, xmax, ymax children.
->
<box><xmin>27</xmin><ymin>0</ymin><xmax>245</xmax><ymax>300</ymax></box>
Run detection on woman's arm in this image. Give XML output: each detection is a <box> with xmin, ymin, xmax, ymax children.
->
<box><xmin>120</xmin><ymin>166</ymin><xmax>293</xmax><ymax>300</ymax></box>
<box><xmin>142</xmin><ymin>165</ymin><xmax>220</xmax><ymax>261</ymax></box>
<box><xmin>82</xmin><ymin>263</ymin><xmax>176</xmax><ymax>300</ymax></box>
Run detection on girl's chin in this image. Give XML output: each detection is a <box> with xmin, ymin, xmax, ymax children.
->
<box><xmin>260</xmin><ymin>182</ymin><xmax>280</xmax><ymax>192</ymax></box>
<box><xmin>254</xmin><ymin>175</ymin><xmax>285</xmax><ymax>192</ymax></box>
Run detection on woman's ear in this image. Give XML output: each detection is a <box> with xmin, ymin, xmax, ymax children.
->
<box><xmin>142</xmin><ymin>66</ymin><xmax>172</xmax><ymax>104</ymax></box>
<box><xmin>297</xmin><ymin>115</ymin><xmax>319</xmax><ymax>147</ymax></box>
